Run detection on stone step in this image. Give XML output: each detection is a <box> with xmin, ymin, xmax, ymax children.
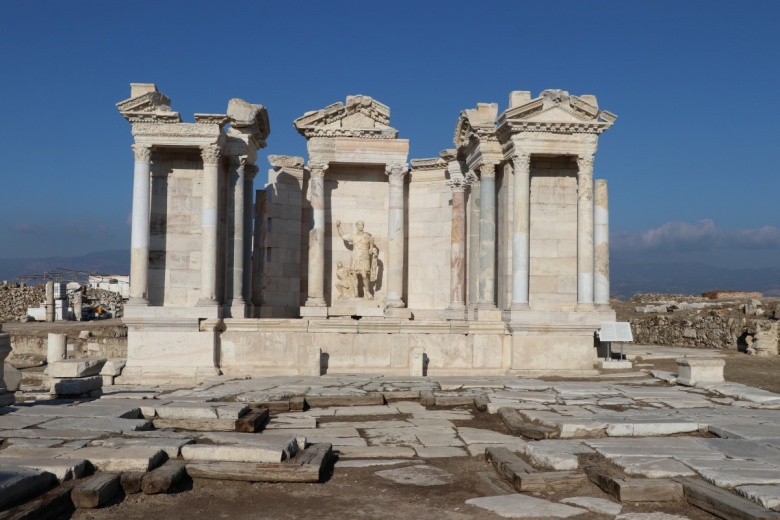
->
<box><xmin>141</xmin><ymin>460</ymin><xmax>187</xmax><ymax>495</ymax></box>
<box><xmin>71</xmin><ymin>472</ymin><xmax>120</xmax><ymax>509</ymax></box>
<box><xmin>0</xmin><ymin>479</ymin><xmax>75</xmax><ymax>520</ymax></box>
<box><xmin>0</xmin><ymin>466</ymin><xmax>56</xmax><ymax>510</ymax></box>
<box><xmin>677</xmin><ymin>477</ymin><xmax>780</xmax><ymax>520</ymax></box>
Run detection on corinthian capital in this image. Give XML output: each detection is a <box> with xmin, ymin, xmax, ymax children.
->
<box><xmin>308</xmin><ymin>162</ymin><xmax>329</xmax><ymax>179</ymax></box>
<box><xmin>385</xmin><ymin>163</ymin><xmax>408</xmax><ymax>185</ymax></box>
<box><xmin>200</xmin><ymin>144</ymin><xmax>222</xmax><ymax>165</ymax></box>
<box><xmin>577</xmin><ymin>154</ymin><xmax>595</xmax><ymax>176</ymax></box>
<box><xmin>131</xmin><ymin>144</ymin><xmax>152</xmax><ymax>162</ymax></box>
<box><xmin>512</xmin><ymin>153</ymin><xmax>531</xmax><ymax>172</ymax></box>
<box><xmin>477</xmin><ymin>162</ymin><xmax>496</xmax><ymax>178</ymax></box>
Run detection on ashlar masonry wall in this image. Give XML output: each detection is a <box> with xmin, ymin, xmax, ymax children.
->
<box><xmin>406</xmin><ymin>168</ymin><xmax>451</xmax><ymax>316</ymax></box>
<box><xmin>148</xmin><ymin>151</ymin><xmax>204</xmax><ymax>307</ymax></box>
<box><xmin>528</xmin><ymin>156</ymin><xmax>578</xmax><ymax>312</ymax></box>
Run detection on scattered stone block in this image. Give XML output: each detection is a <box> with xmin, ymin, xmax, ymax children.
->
<box><xmin>589</xmin><ymin>471</ymin><xmax>683</xmax><ymax>502</ymax></box>
<box><xmin>465</xmin><ymin>494</ymin><xmax>587</xmax><ymax>518</ymax></box>
<box><xmin>677</xmin><ymin>477</ymin><xmax>780</xmax><ymax>520</ymax></box>
<box><xmin>141</xmin><ymin>460</ymin><xmax>187</xmax><ymax>495</ymax></box>
<box><xmin>434</xmin><ymin>395</ymin><xmax>474</xmax><ymax>406</ymax></box>
<box><xmin>186</xmin><ymin>443</ymin><xmax>332</xmax><ymax>483</ymax></box>
<box><xmin>420</xmin><ymin>390</ymin><xmax>435</xmax><ymax>406</ymax></box>
<box><xmin>0</xmin><ymin>466</ymin><xmax>56</xmax><ymax>510</ymax></box>
<box><xmin>485</xmin><ymin>446</ymin><xmax>536</xmax><ymax>487</ymax></box>
<box><xmin>71</xmin><ymin>472</ymin><xmax>120</xmax><ymax>509</ymax></box>
<box><xmin>3</xmin><ymin>363</ymin><xmax>21</xmax><ymax>392</ymax></box>
<box><xmin>99</xmin><ymin>359</ymin><xmax>126</xmax><ymax>377</ymax></box>
<box><xmin>0</xmin><ymin>479</ymin><xmax>75</xmax><ymax>520</ymax></box>
<box><xmin>120</xmin><ymin>472</ymin><xmax>144</xmax><ymax>494</ymax></box>
<box><xmin>336</xmin><ymin>446</ymin><xmax>416</xmax><ymax>459</ymax></box>
<box><xmin>38</xmin><ymin>417</ymin><xmax>150</xmax><ymax>433</ymax></box>
<box><xmin>737</xmin><ymin>485</ymin><xmax>780</xmax><ymax>512</ymax></box>
<box><xmin>49</xmin><ymin>376</ymin><xmax>102</xmax><ymax>396</ymax></box>
<box><xmin>88</xmin><ymin>437</ymin><xmax>194</xmax><ymax>459</ymax></box>
<box><xmin>676</xmin><ymin>358</ymin><xmax>725</xmax><ymax>387</ymax></box>
<box><xmin>289</xmin><ymin>397</ymin><xmax>305</xmax><ymax>411</ymax></box>
<box><xmin>235</xmin><ymin>407</ymin><xmax>269</xmax><ymax>432</ymax></box>
<box><xmin>474</xmin><ymin>394</ymin><xmax>490</xmax><ymax>412</ymax></box>
<box><xmin>48</xmin><ymin>359</ymin><xmax>106</xmax><ymax>378</ymax></box>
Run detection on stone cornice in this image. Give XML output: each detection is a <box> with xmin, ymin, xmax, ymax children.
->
<box><xmin>410</xmin><ymin>157</ymin><xmax>446</xmax><ymax>171</ymax></box>
<box><xmin>294</xmin><ymin>95</ymin><xmax>398</xmax><ymax>140</ymax></box>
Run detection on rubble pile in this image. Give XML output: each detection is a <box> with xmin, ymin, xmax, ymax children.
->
<box><xmin>70</xmin><ymin>287</ymin><xmax>124</xmax><ymax>318</ymax></box>
<box><xmin>0</xmin><ymin>282</ymin><xmax>45</xmax><ymax>323</ymax></box>
<box><xmin>627</xmin><ymin>293</ymin><xmax>707</xmax><ymax>304</ymax></box>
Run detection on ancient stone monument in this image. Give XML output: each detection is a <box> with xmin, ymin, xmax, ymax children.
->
<box><xmin>118</xmin><ymin>85</ymin><xmax>617</xmax><ymax>382</ymax></box>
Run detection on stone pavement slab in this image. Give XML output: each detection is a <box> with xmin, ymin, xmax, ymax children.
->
<box><xmin>612</xmin><ymin>457</ymin><xmax>697</xmax><ymax>478</ymax></box>
<box><xmin>375</xmin><ymin>465</ymin><xmax>454</xmax><ymax>486</ymax></box>
<box><xmin>0</xmin><ymin>414</ymin><xmax>49</xmax><ymax>430</ymax></box>
<box><xmin>560</xmin><ymin>496</ymin><xmax>622</xmax><ymax>516</ymax></box>
<box><xmin>413</xmin><ymin>446</ymin><xmax>467</xmax><ymax>458</ymax></box>
<box><xmin>0</xmin><ymin>428</ymin><xmax>106</xmax><ymax>440</ymax></box>
<box><xmin>616</xmin><ymin>514</ymin><xmax>691</xmax><ymax>520</ymax></box>
<box><xmin>38</xmin><ymin>416</ymin><xmax>151</xmax><ymax>433</ymax></box>
<box><xmin>67</xmin><ymin>446</ymin><xmax>166</xmax><ymax>472</ymax></box>
<box><xmin>335</xmin><ymin>445</ymin><xmax>416</xmax><ymax>459</ymax></box>
<box><xmin>465</xmin><ymin>494</ymin><xmax>587</xmax><ymax>518</ymax></box>
<box><xmin>524</xmin><ymin>440</ymin><xmax>593</xmax><ymax>471</ymax></box>
<box><xmin>88</xmin><ymin>437</ymin><xmax>195</xmax><ymax>458</ymax></box>
<box><xmin>736</xmin><ymin>484</ymin><xmax>780</xmax><ymax>510</ymax></box>
<box><xmin>337</xmin><ymin>459</ymin><xmax>422</xmax><ymax>468</ymax></box>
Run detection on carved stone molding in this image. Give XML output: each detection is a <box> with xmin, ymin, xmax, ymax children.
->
<box><xmin>200</xmin><ymin>144</ymin><xmax>222</xmax><ymax>165</ymax></box>
<box><xmin>445</xmin><ymin>174</ymin><xmax>474</xmax><ymax>193</ymax></box>
<box><xmin>131</xmin><ymin>144</ymin><xmax>152</xmax><ymax>162</ymax></box>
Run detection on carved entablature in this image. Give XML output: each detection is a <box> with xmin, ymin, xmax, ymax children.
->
<box><xmin>226</xmin><ymin>98</ymin><xmax>270</xmax><ymax>150</ymax></box>
<box><xmin>409</xmin><ymin>157</ymin><xmax>446</xmax><ymax>172</ymax></box>
<box><xmin>294</xmin><ymin>95</ymin><xmax>398</xmax><ymax>139</ymax></box>
<box><xmin>496</xmin><ymin>89</ymin><xmax>617</xmax><ymax>140</ymax></box>
<box><xmin>117</xmin><ymin>83</ymin><xmax>182</xmax><ymax>124</ymax></box>
<box><xmin>453</xmin><ymin>103</ymin><xmax>499</xmax><ymax>152</ymax></box>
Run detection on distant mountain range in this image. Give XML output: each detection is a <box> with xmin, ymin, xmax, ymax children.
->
<box><xmin>611</xmin><ymin>262</ymin><xmax>780</xmax><ymax>300</ymax></box>
<box><xmin>0</xmin><ymin>250</ymin><xmax>130</xmax><ymax>283</ymax></box>
<box><xmin>1</xmin><ymin>250</ymin><xmax>778</xmax><ymax>300</ymax></box>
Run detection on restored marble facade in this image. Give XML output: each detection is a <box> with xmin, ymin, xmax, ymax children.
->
<box><xmin>118</xmin><ymin>84</ymin><xmax>617</xmax><ymax>383</ymax></box>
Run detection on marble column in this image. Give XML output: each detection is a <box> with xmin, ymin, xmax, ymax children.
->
<box><xmin>594</xmin><ymin>179</ymin><xmax>610</xmax><ymax>307</ymax></box>
<box><xmin>477</xmin><ymin>162</ymin><xmax>497</xmax><ymax>308</ymax></box>
<box><xmin>386</xmin><ymin>164</ymin><xmax>407</xmax><ymax>308</ymax></box>
<box><xmin>197</xmin><ymin>144</ymin><xmax>221</xmax><ymax>306</ymax></box>
<box><xmin>467</xmin><ymin>176</ymin><xmax>481</xmax><ymax>307</ymax></box>
<box><xmin>128</xmin><ymin>144</ymin><xmax>151</xmax><ymax>304</ymax></box>
<box><xmin>305</xmin><ymin>163</ymin><xmax>327</xmax><ymax>307</ymax></box>
<box><xmin>226</xmin><ymin>156</ymin><xmax>247</xmax><ymax>316</ymax></box>
<box><xmin>446</xmin><ymin>174</ymin><xmax>469</xmax><ymax>314</ymax></box>
<box><xmin>510</xmin><ymin>153</ymin><xmax>531</xmax><ymax>309</ymax></box>
<box><xmin>243</xmin><ymin>164</ymin><xmax>258</xmax><ymax>307</ymax></box>
<box><xmin>576</xmin><ymin>154</ymin><xmax>595</xmax><ymax>308</ymax></box>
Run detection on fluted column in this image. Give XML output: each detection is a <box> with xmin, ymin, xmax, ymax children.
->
<box><xmin>386</xmin><ymin>164</ymin><xmax>407</xmax><ymax>308</ymax></box>
<box><xmin>446</xmin><ymin>173</ymin><xmax>470</xmax><ymax>315</ymax></box>
<box><xmin>467</xmin><ymin>175</ymin><xmax>481</xmax><ymax>307</ymax></box>
<box><xmin>128</xmin><ymin>144</ymin><xmax>151</xmax><ymax>305</ymax></box>
<box><xmin>594</xmin><ymin>179</ymin><xmax>610</xmax><ymax>307</ymax></box>
<box><xmin>576</xmin><ymin>154</ymin><xmax>594</xmax><ymax>308</ymax></box>
<box><xmin>305</xmin><ymin>163</ymin><xmax>327</xmax><ymax>307</ymax></box>
<box><xmin>477</xmin><ymin>162</ymin><xmax>497</xmax><ymax>308</ymax></box>
<box><xmin>511</xmin><ymin>153</ymin><xmax>531</xmax><ymax>309</ymax></box>
<box><xmin>197</xmin><ymin>144</ymin><xmax>221</xmax><ymax>306</ymax></box>
<box><xmin>226</xmin><ymin>156</ymin><xmax>247</xmax><ymax>316</ymax></box>
<box><xmin>243</xmin><ymin>164</ymin><xmax>258</xmax><ymax>307</ymax></box>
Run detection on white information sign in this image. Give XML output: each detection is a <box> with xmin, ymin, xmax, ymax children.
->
<box><xmin>599</xmin><ymin>322</ymin><xmax>633</xmax><ymax>343</ymax></box>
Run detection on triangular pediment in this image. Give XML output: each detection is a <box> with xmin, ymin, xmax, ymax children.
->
<box><xmin>501</xmin><ymin>89</ymin><xmax>616</xmax><ymax>125</ymax></box>
<box><xmin>294</xmin><ymin>95</ymin><xmax>398</xmax><ymax>138</ymax></box>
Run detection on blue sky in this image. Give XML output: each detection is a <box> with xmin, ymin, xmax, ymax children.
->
<box><xmin>1</xmin><ymin>1</ymin><xmax>778</xmax><ymax>269</ymax></box>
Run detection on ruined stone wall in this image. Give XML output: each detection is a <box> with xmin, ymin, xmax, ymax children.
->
<box><xmin>620</xmin><ymin>297</ymin><xmax>780</xmax><ymax>355</ymax></box>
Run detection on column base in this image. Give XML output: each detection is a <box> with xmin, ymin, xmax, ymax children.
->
<box><xmin>125</xmin><ymin>297</ymin><xmax>149</xmax><ymax>307</ymax></box>
<box><xmin>510</xmin><ymin>303</ymin><xmax>530</xmax><ymax>311</ymax></box>
<box><xmin>196</xmin><ymin>298</ymin><xmax>219</xmax><ymax>307</ymax></box>
<box><xmin>595</xmin><ymin>303</ymin><xmax>613</xmax><ymax>311</ymax></box>
<box><xmin>475</xmin><ymin>305</ymin><xmax>502</xmax><ymax>321</ymax></box>
<box><xmin>305</xmin><ymin>298</ymin><xmax>327</xmax><ymax>307</ymax></box>
<box><xmin>300</xmin><ymin>306</ymin><xmax>328</xmax><ymax>318</ymax></box>
<box><xmin>575</xmin><ymin>303</ymin><xmax>595</xmax><ymax>312</ymax></box>
<box><xmin>386</xmin><ymin>299</ymin><xmax>405</xmax><ymax>309</ymax></box>
<box><xmin>445</xmin><ymin>304</ymin><xmax>467</xmax><ymax>321</ymax></box>
<box><xmin>224</xmin><ymin>300</ymin><xmax>248</xmax><ymax>318</ymax></box>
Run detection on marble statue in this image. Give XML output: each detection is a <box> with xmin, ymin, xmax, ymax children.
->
<box><xmin>336</xmin><ymin>220</ymin><xmax>378</xmax><ymax>300</ymax></box>
<box><xmin>335</xmin><ymin>260</ymin><xmax>355</xmax><ymax>299</ymax></box>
